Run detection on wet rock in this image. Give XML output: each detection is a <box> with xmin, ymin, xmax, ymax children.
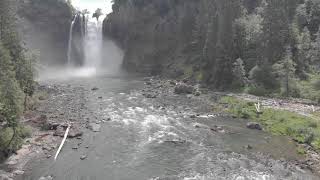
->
<box><xmin>190</xmin><ymin>115</ymin><xmax>196</xmax><ymax>118</ymax></box>
<box><xmin>72</xmin><ymin>146</ymin><xmax>78</xmax><ymax>150</ymax></box>
<box><xmin>169</xmin><ymin>80</ymin><xmax>176</xmax><ymax>85</ymax></box>
<box><xmin>145</xmin><ymin>81</ymin><xmax>152</xmax><ymax>85</ymax></box>
<box><xmin>42</xmin><ymin>122</ymin><xmax>60</xmax><ymax>130</ymax></box>
<box><xmin>174</xmin><ymin>83</ymin><xmax>195</xmax><ymax>94</ymax></box>
<box><xmin>245</xmin><ymin>145</ymin><xmax>253</xmax><ymax>150</ymax></box>
<box><xmin>91</xmin><ymin>87</ymin><xmax>99</xmax><ymax>91</ymax></box>
<box><xmin>193</xmin><ymin>90</ymin><xmax>201</xmax><ymax>96</ymax></box>
<box><xmin>193</xmin><ymin>123</ymin><xmax>208</xmax><ymax>129</ymax></box>
<box><xmin>143</xmin><ymin>93</ymin><xmax>157</xmax><ymax>98</ymax></box>
<box><xmin>38</xmin><ymin>176</ymin><xmax>53</xmax><ymax>180</ymax></box>
<box><xmin>98</xmin><ymin>96</ymin><xmax>103</xmax><ymax>99</ymax></box>
<box><xmin>87</xmin><ymin>123</ymin><xmax>101</xmax><ymax>132</ymax></box>
<box><xmin>246</xmin><ymin>122</ymin><xmax>262</xmax><ymax>130</ymax></box>
<box><xmin>80</xmin><ymin>155</ymin><xmax>87</xmax><ymax>160</ymax></box>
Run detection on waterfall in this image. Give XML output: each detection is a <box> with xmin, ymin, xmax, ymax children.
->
<box><xmin>84</xmin><ymin>16</ymin><xmax>104</xmax><ymax>67</ymax></box>
<box><xmin>67</xmin><ymin>15</ymin><xmax>77</xmax><ymax>66</ymax></box>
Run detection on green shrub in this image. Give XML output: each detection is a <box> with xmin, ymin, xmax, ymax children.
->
<box><xmin>297</xmin><ymin>147</ymin><xmax>306</xmax><ymax>155</ymax></box>
<box><xmin>219</xmin><ymin>96</ymin><xmax>320</xmax><ymax>150</ymax></box>
<box><xmin>247</xmin><ymin>85</ymin><xmax>270</xmax><ymax>96</ymax></box>
<box><xmin>0</xmin><ymin>125</ymin><xmax>32</xmax><ymax>155</ymax></box>
<box><xmin>313</xmin><ymin>79</ymin><xmax>320</xmax><ymax>90</ymax></box>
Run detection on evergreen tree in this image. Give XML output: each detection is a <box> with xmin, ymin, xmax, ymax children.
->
<box><xmin>232</xmin><ymin>58</ymin><xmax>248</xmax><ymax>87</ymax></box>
<box><xmin>273</xmin><ymin>46</ymin><xmax>297</xmax><ymax>97</ymax></box>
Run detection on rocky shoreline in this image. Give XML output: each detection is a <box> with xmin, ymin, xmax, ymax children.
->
<box><xmin>1</xmin><ymin>77</ymin><xmax>320</xmax><ymax>179</ymax></box>
<box><xmin>0</xmin><ymin>83</ymin><xmax>94</xmax><ymax>180</ymax></box>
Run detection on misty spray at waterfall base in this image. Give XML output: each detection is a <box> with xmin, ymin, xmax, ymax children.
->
<box><xmin>39</xmin><ymin>14</ymin><xmax>123</xmax><ymax>81</ymax></box>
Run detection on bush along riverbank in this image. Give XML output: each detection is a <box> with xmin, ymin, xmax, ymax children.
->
<box><xmin>217</xmin><ymin>95</ymin><xmax>320</xmax><ymax>171</ymax></box>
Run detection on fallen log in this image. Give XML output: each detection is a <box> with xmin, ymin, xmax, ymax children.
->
<box><xmin>54</xmin><ymin>124</ymin><xmax>70</xmax><ymax>161</ymax></box>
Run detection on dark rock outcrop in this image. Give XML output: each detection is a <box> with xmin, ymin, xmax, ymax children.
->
<box><xmin>103</xmin><ymin>0</ymin><xmax>198</xmax><ymax>76</ymax></box>
<box><xmin>18</xmin><ymin>0</ymin><xmax>73</xmax><ymax>66</ymax></box>
<box><xmin>246</xmin><ymin>122</ymin><xmax>262</xmax><ymax>130</ymax></box>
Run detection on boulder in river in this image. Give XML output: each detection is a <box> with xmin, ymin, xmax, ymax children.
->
<box><xmin>174</xmin><ymin>83</ymin><xmax>195</xmax><ymax>94</ymax></box>
<box><xmin>246</xmin><ymin>122</ymin><xmax>262</xmax><ymax>130</ymax></box>
<box><xmin>80</xmin><ymin>155</ymin><xmax>87</xmax><ymax>160</ymax></box>
<box><xmin>91</xmin><ymin>87</ymin><xmax>99</xmax><ymax>91</ymax></box>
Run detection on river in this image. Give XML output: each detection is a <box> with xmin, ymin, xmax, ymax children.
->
<box><xmin>16</xmin><ymin>70</ymin><xmax>319</xmax><ymax>180</ymax></box>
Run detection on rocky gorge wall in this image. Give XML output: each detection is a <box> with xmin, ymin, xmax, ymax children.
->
<box><xmin>103</xmin><ymin>0</ymin><xmax>199</xmax><ymax>77</ymax></box>
<box><xmin>18</xmin><ymin>0</ymin><xmax>73</xmax><ymax>66</ymax></box>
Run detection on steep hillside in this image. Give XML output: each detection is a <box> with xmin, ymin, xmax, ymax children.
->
<box><xmin>18</xmin><ymin>0</ymin><xmax>73</xmax><ymax>66</ymax></box>
<box><xmin>104</xmin><ymin>0</ymin><xmax>320</xmax><ymax>99</ymax></box>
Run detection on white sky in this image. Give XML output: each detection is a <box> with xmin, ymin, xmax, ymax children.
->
<box><xmin>72</xmin><ymin>0</ymin><xmax>113</xmax><ymax>14</ymax></box>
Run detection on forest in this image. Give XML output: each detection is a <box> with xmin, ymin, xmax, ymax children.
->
<box><xmin>1</xmin><ymin>0</ymin><xmax>320</xmax><ymax>179</ymax></box>
<box><xmin>0</xmin><ymin>0</ymin><xmax>36</xmax><ymax>159</ymax></box>
<box><xmin>106</xmin><ymin>0</ymin><xmax>320</xmax><ymax>100</ymax></box>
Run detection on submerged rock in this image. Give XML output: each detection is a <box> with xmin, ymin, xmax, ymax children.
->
<box><xmin>246</xmin><ymin>122</ymin><xmax>262</xmax><ymax>130</ymax></box>
<box><xmin>174</xmin><ymin>83</ymin><xmax>195</xmax><ymax>94</ymax></box>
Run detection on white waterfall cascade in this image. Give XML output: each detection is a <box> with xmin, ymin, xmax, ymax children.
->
<box><xmin>67</xmin><ymin>15</ymin><xmax>77</xmax><ymax>66</ymax></box>
<box><xmin>62</xmin><ymin>14</ymin><xmax>123</xmax><ymax>79</ymax></box>
<box><xmin>84</xmin><ymin>16</ymin><xmax>104</xmax><ymax>68</ymax></box>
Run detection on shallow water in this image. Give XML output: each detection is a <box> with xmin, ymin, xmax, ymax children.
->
<box><xmin>19</xmin><ymin>72</ymin><xmax>319</xmax><ymax>180</ymax></box>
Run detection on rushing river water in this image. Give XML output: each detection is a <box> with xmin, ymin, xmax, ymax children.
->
<box><xmin>18</xmin><ymin>71</ymin><xmax>319</xmax><ymax>180</ymax></box>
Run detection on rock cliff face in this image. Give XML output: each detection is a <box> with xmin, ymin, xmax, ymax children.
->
<box><xmin>103</xmin><ymin>0</ymin><xmax>199</xmax><ymax>76</ymax></box>
<box><xmin>18</xmin><ymin>0</ymin><xmax>73</xmax><ymax>66</ymax></box>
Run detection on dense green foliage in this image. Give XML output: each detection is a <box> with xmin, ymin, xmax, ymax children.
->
<box><xmin>106</xmin><ymin>0</ymin><xmax>320</xmax><ymax>101</ymax></box>
<box><xmin>219</xmin><ymin>96</ymin><xmax>320</xmax><ymax>150</ymax></box>
<box><xmin>0</xmin><ymin>0</ymin><xmax>35</xmax><ymax>157</ymax></box>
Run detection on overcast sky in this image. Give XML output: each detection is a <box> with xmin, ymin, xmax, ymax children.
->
<box><xmin>72</xmin><ymin>0</ymin><xmax>113</xmax><ymax>14</ymax></box>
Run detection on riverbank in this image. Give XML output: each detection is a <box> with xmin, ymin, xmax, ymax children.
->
<box><xmin>0</xmin><ymin>84</ymin><xmax>91</xmax><ymax>180</ymax></box>
<box><xmin>1</xmin><ymin>75</ymin><xmax>320</xmax><ymax>179</ymax></box>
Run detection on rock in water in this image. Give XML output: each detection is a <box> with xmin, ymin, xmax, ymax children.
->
<box><xmin>38</xmin><ymin>176</ymin><xmax>53</xmax><ymax>180</ymax></box>
<box><xmin>174</xmin><ymin>83</ymin><xmax>194</xmax><ymax>94</ymax></box>
<box><xmin>88</xmin><ymin>123</ymin><xmax>101</xmax><ymax>132</ymax></box>
<box><xmin>80</xmin><ymin>155</ymin><xmax>87</xmax><ymax>160</ymax></box>
<box><xmin>246</xmin><ymin>122</ymin><xmax>262</xmax><ymax>130</ymax></box>
<box><xmin>91</xmin><ymin>87</ymin><xmax>99</xmax><ymax>91</ymax></box>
